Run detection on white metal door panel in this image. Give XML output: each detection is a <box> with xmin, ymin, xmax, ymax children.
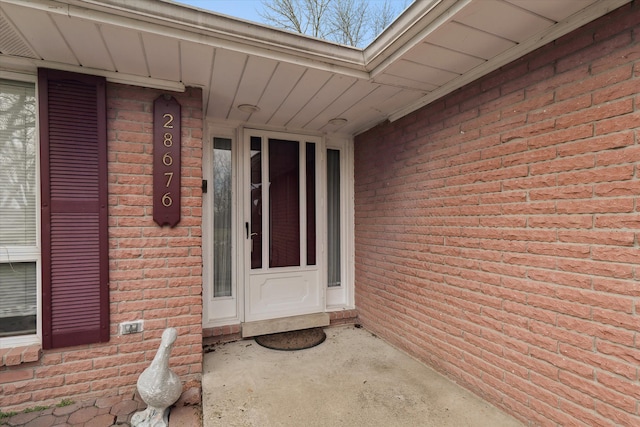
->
<box><xmin>247</xmin><ymin>269</ymin><xmax>321</xmax><ymax>322</ymax></box>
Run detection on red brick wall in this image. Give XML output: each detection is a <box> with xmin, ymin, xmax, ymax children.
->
<box><xmin>354</xmin><ymin>3</ymin><xmax>639</xmax><ymax>426</ymax></box>
<box><xmin>0</xmin><ymin>84</ymin><xmax>203</xmax><ymax>411</ymax></box>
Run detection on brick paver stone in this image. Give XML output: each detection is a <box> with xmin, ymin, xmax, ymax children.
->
<box><xmin>23</xmin><ymin>414</ymin><xmax>55</xmax><ymax>427</ymax></box>
<box><xmin>95</xmin><ymin>396</ymin><xmax>123</xmax><ymax>409</ymax></box>
<box><xmin>66</xmin><ymin>406</ymin><xmax>98</xmax><ymax>424</ymax></box>
<box><xmin>87</xmin><ymin>413</ymin><xmax>116</xmax><ymax>427</ymax></box>
<box><xmin>6</xmin><ymin>411</ymin><xmax>39</xmax><ymax>425</ymax></box>
<box><xmin>52</xmin><ymin>402</ymin><xmax>83</xmax><ymax>416</ymax></box>
<box><xmin>110</xmin><ymin>399</ymin><xmax>139</xmax><ymax>417</ymax></box>
<box><xmin>168</xmin><ymin>406</ymin><xmax>201</xmax><ymax>427</ymax></box>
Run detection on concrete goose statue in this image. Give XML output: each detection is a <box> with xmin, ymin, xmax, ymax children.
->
<box><xmin>132</xmin><ymin>327</ymin><xmax>182</xmax><ymax>427</ymax></box>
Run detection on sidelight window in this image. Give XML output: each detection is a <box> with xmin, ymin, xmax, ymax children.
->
<box><xmin>213</xmin><ymin>137</ymin><xmax>233</xmax><ymax>297</ymax></box>
<box><xmin>327</xmin><ymin>149</ymin><xmax>341</xmax><ymax>287</ymax></box>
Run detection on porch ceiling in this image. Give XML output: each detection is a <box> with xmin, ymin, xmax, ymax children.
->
<box><xmin>0</xmin><ymin>0</ymin><xmax>630</xmax><ymax>136</ymax></box>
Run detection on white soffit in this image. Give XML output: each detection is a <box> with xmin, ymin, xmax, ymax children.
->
<box><xmin>385</xmin><ymin>0</ymin><xmax>632</xmax><ymax>123</ymax></box>
<box><xmin>0</xmin><ymin>0</ymin><xmax>633</xmax><ymax>136</ymax></box>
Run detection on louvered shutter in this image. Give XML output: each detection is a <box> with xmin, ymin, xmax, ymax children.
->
<box><xmin>38</xmin><ymin>69</ymin><xmax>109</xmax><ymax>349</ymax></box>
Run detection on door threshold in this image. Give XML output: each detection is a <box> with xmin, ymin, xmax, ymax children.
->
<box><xmin>242</xmin><ymin>312</ymin><xmax>330</xmax><ymax>338</ymax></box>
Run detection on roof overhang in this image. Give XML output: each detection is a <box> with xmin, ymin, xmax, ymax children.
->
<box><xmin>0</xmin><ymin>0</ymin><xmax>631</xmax><ymax>136</ymax></box>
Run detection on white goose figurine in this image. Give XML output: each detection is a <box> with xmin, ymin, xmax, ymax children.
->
<box><xmin>132</xmin><ymin>327</ymin><xmax>182</xmax><ymax>427</ymax></box>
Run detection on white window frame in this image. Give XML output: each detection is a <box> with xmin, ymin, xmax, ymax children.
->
<box><xmin>325</xmin><ymin>136</ymin><xmax>354</xmax><ymax>310</ymax></box>
<box><xmin>202</xmin><ymin>124</ymin><xmax>240</xmax><ymax>327</ymax></box>
<box><xmin>0</xmin><ymin>71</ymin><xmax>42</xmax><ymax>349</ymax></box>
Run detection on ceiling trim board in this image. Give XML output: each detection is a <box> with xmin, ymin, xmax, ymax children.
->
<box><xmin>0</xmin><ymin>54</ymin><xmax>186</xmax><ymax>92</ymax></box>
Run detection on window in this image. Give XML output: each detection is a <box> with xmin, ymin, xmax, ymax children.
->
<box><xmin>306</xmin><ymin>142</ymin><xmax>316</xmax><ymax>266</ymax></box>
<box><xmin>0</xmin><ymin>79</ymin><xmax>39</xmax><ymax>345</ymax></box>
<box><xmin>204</xmin><ymin>133</ymin><xmax>239</xmax><ymax>325</ymax></box>
<box><xmin>1</xmin><ymin>70</ymin><xmax>110</xmax><ymax>350</ymax></box>
<box><xmin>213</xmin><ymin>137</ymin><xmax>232</xmax><ymax>297</ymax></box>
<box><xmin>325</xmin><ymin>140</ymin><xmax>352</xmax><ymax>309</ymax></box>
<box><xmin>327</xmin><ymin>148</ymin><xmax>341</xmax><ymax>287</ymax></box>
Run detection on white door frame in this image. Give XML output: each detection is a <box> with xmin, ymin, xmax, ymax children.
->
<box><xmin>202</xmin><ymin>124</ymin><xmax>354</xmax><ymax>329</ymax></box>
<box><xmin>202</xmin><ymin>126</ymin><xmax>242</xmax><ymax>326</ymax></box>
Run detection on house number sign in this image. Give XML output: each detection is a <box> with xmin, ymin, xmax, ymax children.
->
<box><xmin>153</xmin><ymin>95</ymin><xmax>181</xmax><ymax>227</ymax></box>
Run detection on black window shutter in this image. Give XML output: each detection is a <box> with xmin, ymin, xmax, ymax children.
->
<box><xmin>38</xmin><ymin>69</ymin><xmax>109</xmax><ymax>349</ymax></box>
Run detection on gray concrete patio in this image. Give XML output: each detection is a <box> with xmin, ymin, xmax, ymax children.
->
<box><xmin>202</xmin><ymin>325</ymin><xmax>524</xmax><ymax>426</ymax></box>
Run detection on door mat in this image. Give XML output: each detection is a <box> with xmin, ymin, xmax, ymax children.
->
<box><xmin>254</xmin><ymin>327</ymin><xmax>326</xmax><ymax>351</ymax></box>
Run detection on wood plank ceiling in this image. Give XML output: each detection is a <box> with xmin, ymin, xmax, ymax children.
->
<box><xmin>0</xmin><ymin>0</ymin><xmax>629</xmax><ymax>136</ymax></box>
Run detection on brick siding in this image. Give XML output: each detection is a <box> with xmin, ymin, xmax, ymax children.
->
<box><xmin>0</xmin><ymin>84</ymin><xmax>203</xmax><ymax>411</ymax></box>
<box><xmin>354</xmin><ymin>2</ymin><xmax>639</xmax><ymax>426</ymax></box>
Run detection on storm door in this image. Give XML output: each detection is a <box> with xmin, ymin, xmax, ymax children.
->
<box><xmin>244</xmin><ymin>131</ymin><xmax>322</xmax><ymax>322</ymax></box>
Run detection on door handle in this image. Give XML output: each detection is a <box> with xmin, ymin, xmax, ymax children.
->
<box><xmin>246</xmin><ymin>223</ymin><xmax>258</xmax><ymax>239</ymax></box>
<box><xmin>246</xmin><ymin>222</ymin><xmax>258</xmax><ymax>239</ymax></box>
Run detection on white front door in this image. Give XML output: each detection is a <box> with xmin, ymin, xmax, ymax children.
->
<box><xmin>244</xmin><ymin>131</ymin><xmax>323</xmax><ymax>322</ymax></box>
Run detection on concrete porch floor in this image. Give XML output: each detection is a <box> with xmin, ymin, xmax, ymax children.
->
<box><xmin>202</xmin><ymin>325</ymin><xmax>524</xmax><ymax>426</ymax></box>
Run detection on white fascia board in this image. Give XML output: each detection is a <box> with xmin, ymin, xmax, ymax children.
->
<box><xmin>363</xmin><ymin>0</ymin><xmax>464</xmax><ymax>73</ymax></box>
<box><xmin>0</xmin><ymin>55</ymin><xmax>186</xmax><ymax>92</ymax></box>
<box><xmin>7</xmin><ymin>0</ymin><xmax>369</xmax><ymax>79</ymax></box>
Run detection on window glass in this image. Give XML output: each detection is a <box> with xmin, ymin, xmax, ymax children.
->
<box><xmin>0</xmin><ymin>79</ymin><xmax>38</xmax><ymax>338</ymax></box>
<box><xmin>327</xmin><ymin>149</ymin><xmax>341</xmax><ymax>287</ymax></box>
<box><xmin>250</xmin><ymin>136</ymin><xmax>262</xmax><ymax>269</ymax></box>
<box><xmin>213</xmin><ymin>137</ymin><xmax>232</xmax><ymax>297</ymax></box>
<box><xmin>0</xmin><ymin>80</ymin><xmax>37</xmax><ymax>245</ymax></box>
<box><xmin>306</xmin><ymin>142</ymin><xmax>316</xmax><ymax>266</ymax></box>
<box><xmin>269</xmin><ymin>138</ymin><xmax>300</xmax><ymax>268</ymax></box>
<box><xmin>0</xmin><ymin>263</ymin><xmax>37</xmax><ymax>337</ymax></box>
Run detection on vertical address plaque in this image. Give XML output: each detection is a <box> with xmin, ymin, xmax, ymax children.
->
<box><xmin>153</xmin><ymin>95</ymin><xmax>181</xmax><ymax>227</ymax></box>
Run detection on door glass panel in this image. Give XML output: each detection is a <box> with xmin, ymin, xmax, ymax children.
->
<box><xmin>250</xmin><ymin>136</ymin><xmax>262</xmax><ymax>269</ymax></box>
<box><xmin>327</xmin><ymin>149</ymin><xmax>341</xmax><ymax>287</ymax></box>
<box><xmin>269</xmin><ymin>138</ymin><xmax>300</xmax><ymax>268</ymax></box>
<box><xmin>213</xmin><ymin>138</ymin><xmax>232</xmax><ymax>297</ymax></box>
<box><xmin>306</xmin><ymin>143</ymin><xmax>316</xmax><ymax>266</ymax></box>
